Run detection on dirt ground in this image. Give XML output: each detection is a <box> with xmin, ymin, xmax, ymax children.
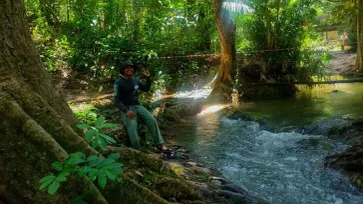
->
<box><xmin>327</xmin><ymin>51</ymin><xmax>357</xmax><ymax>75</ymax></box>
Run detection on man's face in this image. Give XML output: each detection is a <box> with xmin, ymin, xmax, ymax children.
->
<box><xmin>124</xmin><ymin>66</ymin><xmax>134</xmax><ymax>76</ymax></box>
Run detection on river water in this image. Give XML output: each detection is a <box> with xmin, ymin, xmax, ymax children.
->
<box><xmin>172</xmin><ymin>83</ymin><xmax>363</xmax><ymax>204</ymax></box>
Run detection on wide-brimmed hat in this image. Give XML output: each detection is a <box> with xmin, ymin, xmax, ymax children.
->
<box><xmin>119</xmin><ymin>60</ymin><xmax>138</xmax><ymax>74</ymax></box>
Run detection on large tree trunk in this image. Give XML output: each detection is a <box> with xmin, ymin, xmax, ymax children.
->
<box><xmin>0</xmin><ymin>1</ymin><xmax>100</xmax><ymax>202</ymax></box>
<box><xmin>0</xmin><ymin>1</ymin><xmax>171</xmax><ymax>203</ymax></box>
<box><xmin>209</xmin><ymin>0</ymin><xmax>236</xmax><ymax>102</ymax></box>
<box><xmin>356</xmin><ymin>0</ymin><xmax>363</xmax><ymax>70</ymax></box>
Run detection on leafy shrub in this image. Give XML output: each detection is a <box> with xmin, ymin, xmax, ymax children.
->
<box><xmin>240</xmin><ymin>0</ymin><xmax>322</xmax><ymax>80</ymax></box>
<box><xmin>77</xmin><ymin>117</ymin><xmax>119</xmax><ymax>151</ymax></box>
<box><xmin>73</xmin><ymin>106</ymin><xmax>98</xmax><ymax>125</ymax></box>
<box><xmin>39</xmin><ymin>152</ymin><xmax>123</xmax><ymax>195</ymax></box>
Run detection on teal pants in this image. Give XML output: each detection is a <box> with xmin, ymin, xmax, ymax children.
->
<box><xmin>121</xmin><ymin>105</ymin><xmax>164</xmax><ymax>149</ymax></box>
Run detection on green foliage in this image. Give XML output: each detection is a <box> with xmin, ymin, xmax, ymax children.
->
<box><xmin>295</xmin><ymin>47</ymin><xmax>328</xmax><ymax>82</ymax></box>
<box><xmin>25</xmin><ymin>0</ymin><xmax>215</xmax><ymax>82</ymax></box>
<box><xmin>39</xmin><ymin>169</ymin><xmax>70</xmax><ymax>195</ymax></box>
<box><xmin>39</xmin><ymin>152</ymin><xmax>123</xmax><ymax>195</ymax></box>
<box><xmin>77</xmin><ymin>117</ymin><xmax>119</xmax><ymax>151</ymax></box>
<box><xmin>73</xmin><ymin>106</ymin><xmax>98</xmax><ymax>125</ymax></box>
<box><xmin>238</xmin><ymin>0</ymin><xmax>325</xmax><ymax>81</ymax></box>
<box><xmin>78</xmin><ymin>153</ymin><xmax>123</xmax><ymax>189</ymax></box>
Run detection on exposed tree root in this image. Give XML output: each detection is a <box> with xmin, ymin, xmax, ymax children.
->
<box><xmin>0</xmin><ymin>1</ymin><xmax>204</xmax><ymax>202</ymax></box>
<box><xmin>0</xmin><ymin>79</ymin><xmax>177</xmax><ymax>203</ymax></box>
<box><xmin>0</xmin><ymin>91</ymin><xmax>109</xmax><ymax>203</ymax></box>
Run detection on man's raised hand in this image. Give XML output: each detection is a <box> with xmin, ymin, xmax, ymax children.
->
<box><xmin>142</xmin><ymin>68</ymin><xmax>150</xmax><ymax>77</ymax></box>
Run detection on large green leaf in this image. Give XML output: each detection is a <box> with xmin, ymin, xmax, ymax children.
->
<box><xmin>66</xmin><ymin>157</ymin><xmax>85</xmax><ymax>166</ymax></box>
<box><xmin>95</xmin><ymin>117</ymin><xmax>105</xmax><ymax>129</ymax></box>
<box><xmin>104</xmin><ymin>170</ymin><xmax>118</xmax><ymax>181</ymax></box>
<box><xmin>97</xmin><ymin>172</ymin><xmax>107</xmax><ymax>189</ymax></box>
<box><xmin>86</xmin><ymin>155</ymin><xmax>99</xmax><ymax>167</ymax></box>
<box><xmin>104</xmin><ymin>163</ymin><xmax>123</xmax><ymax>173</ymax></box>
<box><xmin>85</xmin><ymin>129</ymin><xmax>95</xmax><ymax>142</ymax></box>
<box><xmin>88</xmin><ymin>169</ymin><xmax>99</xmax><ymax>181</ymax></box>
<box><xmin>48</xmin><ymin>181</ymin><xmax>60</xmax><ymax>195</ymax></box>
<box><xmin>92</xmin><ymin>136</ymin><xmax>101</xmax><ymax>150</ymax></box>
<box><xmin>39</xmin><ymin>175</ymin><xmax>56</xmax><ymax>183</ymax></box>
<box><xmin>77</xmin><ymin>124</ymin><xmax>91</xmax><ymax>130</ymax></box>
<box><xmin>99</xmin><ymin>133</ymin><xmax>116</xmax><ymax>144</ymax></box>
<box><xmin>99</xmin><ymin>136</ymin><xmax>107</xmax><ymax>151</ymax></box>
<box><xmin>87</xmin><ymin>155</ymin><xmax>99</xmax><ymax>162</ymax></box>
<box><xmin>69</xmin><ymin>152</ymin><xmax>86</xmax><ymax>159</ymax></box>
<box><xmin>101</xmin><ymin>123</ymin><xmax>119</xmax><ymax>129</ymax></box>
<box><xmin>51</xmin><ymin>162</ymin><xmax>63</xmax><ymax>172</ymax></box>
<box><xmin>78</xmin><ymin>166</ymin><xmax>88</xmax><ymax>177</ymax></box>
<box><xmin>63</xmin><ymin>164</ymin><xmax>77</xmax><ymax>172</ymax></box>
<box><xmin>107</xmin><ymin>153</ymin><xmax>120</xmax><ymax>161</ymax></box>
<box><xmin>106</xmin><ymin>162</ymin><xmax>123</xmax><ymax>169</ymax></box>
<box><xmin>55</xmin><ymin>172</ymin><xmax>70</xmax><ymax>182</ymax></box>
<box><xmin>39</xmin><ymin>178</ymin><xmax>55</xmax><ymax>190</ymax></box>
<box><xmin>88</xmin><ymin>111</ymin><xmax>97</xmax><ymax>119</ymax></box>
<box><xmin>96</xmin><ymin>158</ymin><xmax>115</xmax><ymax>169</ymax></box>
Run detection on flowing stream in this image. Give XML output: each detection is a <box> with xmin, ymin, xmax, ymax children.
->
<box><xmin>172</xmin><ymin>83</ymin><xmax>363</xmax><ymax>204</ymax></box>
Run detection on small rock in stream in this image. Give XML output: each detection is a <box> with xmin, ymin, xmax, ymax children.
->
<box><xmin>209</xmin><ymin>176</ymin><xmax>228</xmax><ymax>185</ymax></box>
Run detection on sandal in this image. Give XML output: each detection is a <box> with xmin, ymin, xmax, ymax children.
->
<box><xmin>163</xmin><ymin>149</ymin><xmax>182</xmax><ymax>159</ymax></box>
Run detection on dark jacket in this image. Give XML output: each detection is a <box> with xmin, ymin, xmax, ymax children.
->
<box><xmin>114</xmin><ymin>76</ymin><xmax>152</xmax><ymax>112</ymax></box>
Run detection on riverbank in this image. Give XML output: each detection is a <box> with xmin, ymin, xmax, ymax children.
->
<box><xmin>325</xmin><ymin>118</ymin><xmax>363</xmax><ymax>190</ymax></box>
<box><xmin>69</xmin><ymin>96</ymin><xmax>266</xmax><ymax>204</ymax></box>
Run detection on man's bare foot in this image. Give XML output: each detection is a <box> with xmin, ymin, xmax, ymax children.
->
<box><xmin>156</xmin><ymin>144</ymin><xmax>169</xmax><ymax>151</ymax></box>
<box><xmin>160</xmin><ymin>145</ymin><xmax>168</xmax><ymax>151</ymax></box>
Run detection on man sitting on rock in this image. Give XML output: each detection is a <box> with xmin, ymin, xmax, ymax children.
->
<box><xmin>114</xmin><ymin>60</ymin><xmax>168</xmax><ymax>151</ymax></box>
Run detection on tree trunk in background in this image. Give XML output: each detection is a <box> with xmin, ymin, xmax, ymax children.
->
<box><xmin>100</xmin><ymin>0</ymin><xmax>106</xmax><ymax>30</ymax></box>
<box><xmin>356</xmin><ymin>0</ymin><xmax>363</xmax><ymax>70</ymax></box>
<box><xmin>209</xmin><ymin>0</ymin><xmax>236</xmax><ymax>102</ymax></box>
<box><xmin>275</xmin><ymin>0</ymin><xmax>281</xmax><ymax>50</ymax></box>
<box><xmin>67</xmin><ymin>0</ymin><xmax>70</xmax><ymax>21</ymax></box>
<box><xmin>0</xmin><ymin>1</ymin><xmax>170</xmax><ymax>203</ymax></box>
<box><xmin>265</xmin><ymin>0</ymin><xmax>273</xmax><ymax>50</ymax></box>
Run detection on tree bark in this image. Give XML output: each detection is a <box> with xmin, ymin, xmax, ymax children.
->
<box><xmin>356</xmin><ymin>0</ymin><xmax>363</xmax><ymax>70</ymax></box>
<box><xmin>209</xmin><ymin>0</ymin><xmax>236</xmax><ymax>103</ymax></box>
<box><xmin>275</xmin><ymin>0</ymin><xmax>281</xmax><ymax>50</ymax></box>
<box><xmin>99</xmin><ymin>0</ymin><xmax>106</xmax><ymax>31</ymax></box>
<box><xmin>0</xmin><ymin>0</ymin><xmax>172</xmax><ymax>203</ymax></box>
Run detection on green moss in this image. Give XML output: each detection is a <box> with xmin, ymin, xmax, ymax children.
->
<box><xmin>154</xmin><ymin>176</ymin><xmax>199</xmax><ymax>201</ymax></box>
<box><xmin>225</xmin><ymin>109</ymin><xmax>271</xmax><ymax>123</ymax></box>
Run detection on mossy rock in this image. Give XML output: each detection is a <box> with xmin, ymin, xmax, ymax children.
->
<box><xmin>154</xmin><ymin>177</ymin><xmax>200</xmax><ymax>201</ymax></box>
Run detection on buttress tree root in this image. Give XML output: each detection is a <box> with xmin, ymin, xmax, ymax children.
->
<box><xmin>0</xmin><ymin>1</ymin><xmax>181</xmax><ymax>203</ymax></box>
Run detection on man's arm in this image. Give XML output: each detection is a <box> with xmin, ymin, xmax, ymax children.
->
<box><xmin>138</xmin><ymin>77</ymin><xmax>152</xmax><ymax>92</ymax></box>
<box><xmin>114</xmin><ymin>80</ymin><xmax>129</xmax><ymax>112</ymax></box>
